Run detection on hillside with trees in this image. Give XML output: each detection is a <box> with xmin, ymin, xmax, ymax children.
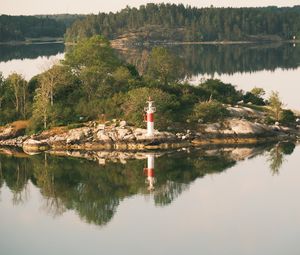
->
<box><xmin>65</xmin><ymin>4</ymin><xmax>300</xmax><ymax>43</ymax></box>
<box><xmin>0</xmin><ymin>15</ymin><xmax>66</xmax><ymax>42</ymax></box>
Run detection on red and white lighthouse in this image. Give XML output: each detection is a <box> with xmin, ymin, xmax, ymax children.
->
<box><xmin>144</xmin><ymin>97</ymin><xmax>156</xmax><ymax>137</ymax></box>
<box><xmin>144</xmin><ymin>153</ymin><xmax>155</xmax><ymax>190</ymax></box>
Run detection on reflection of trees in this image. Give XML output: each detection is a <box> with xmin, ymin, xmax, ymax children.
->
<box><xmin>0</xmin><ymin>43</ymin><xmax>64</xmax><ymax>62</ymax></box>
<box><xmin>0</xmin><ymin>155</ymin><xmax>32</xmax><ymax>204</ymax></box>
<box><xmin>117</xmin><ymin>43</ymin><xmax>300</xmax><ymax>77</ymax></box>
<box><xmin>267</xmin><ymin>142</ymin><xmax>296</xmax><ymax>175</ymax></box>
<box><xmin>0</xmin><ymin>143</ymin><xmax>295</xmax><ymax>226</ymax></box>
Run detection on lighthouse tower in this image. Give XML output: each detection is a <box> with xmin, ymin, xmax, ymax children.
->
<box><xmin>144</xmin><ymin>97</ymin><xmax>156</xmax><ymax>136</ymax></box>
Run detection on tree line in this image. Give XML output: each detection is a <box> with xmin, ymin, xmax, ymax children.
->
<box><xmin>65</xmin><ymin>4</ymin><xmax>300</xmax><ymax>43</ymax></box>
<box><xmin>0</xmin><ymin>15</ymin><xmax>66</xmax><ymax>42</ymax></box>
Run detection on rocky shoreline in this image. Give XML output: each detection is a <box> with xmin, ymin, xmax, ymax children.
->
<box><xmin>1</xmin><ymin>115</ymin><xmax>299</xmax><ymax>154</ymax></box>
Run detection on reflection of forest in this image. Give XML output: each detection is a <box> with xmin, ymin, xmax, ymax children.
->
<box><xmin>1</xmin><ymin>43</ymin><xmax>299</xmax><ymax>78</ymax></box>
<box><xmin>0</xmin><ymin>43</ymin><xmax>65</xmax><ymax>62</ymax></box>
<box><xmin>117</xmin><ymin>43</ymin><xmax>300</xmax><ymax>77</ymax></box>
<box><xmin>0</xmin><ymin>143</ymin><xmax>295</xmax><ymax>227</ymax></box>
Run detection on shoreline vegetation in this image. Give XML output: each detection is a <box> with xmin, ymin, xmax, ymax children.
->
<box><xmin>1</xmin><ymin>38</ymin><xmax>299</xmax><ymax>47</ymax></box>
<box><xmin>0</xmin><ymin>35</ymin><xmax>300</xmax><ymax>155</ymax></box>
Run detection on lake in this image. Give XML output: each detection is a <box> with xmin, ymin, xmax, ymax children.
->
<box><xmin>0</xmin><ymin>142</ymin><xmax>299</xmax><ymax>255</ymax></box>
<box><xmin>0</xmin><ymin>42</ymin><xmax>299</xmax><ymax>110</ymax></box>
<box><xmin>1</xmin><ymin>42</ymin><xmax>300</xmax><ymax>255</ymax></box>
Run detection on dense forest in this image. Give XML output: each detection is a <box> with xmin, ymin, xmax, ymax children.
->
<box><xmin>65</xmin><ymin>4</ymin><xmax>300</xmax><ymax>43</ymax></box>
<box><xmin>0</xmin><ymin>15</ymin><xmax>66</xmax><ymax>42</ymax></box>
<box><xmin>2</xmin><ymin>4</ymin><xmax>300</xmax><ymax>43</ymax></box>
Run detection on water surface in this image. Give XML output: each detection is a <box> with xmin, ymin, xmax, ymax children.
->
<box><xmin>0</xmin><ymin>143</ymin><xmax>299</xmax><ymax>255</ymax></box>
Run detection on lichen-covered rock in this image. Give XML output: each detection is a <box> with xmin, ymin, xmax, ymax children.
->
<box><xmin>66</xmin><ymin>127</ymin><xmax>92</xmax><ymax>144</ymax></box>
<box><xmin>96</xmin><ymin>130</ymin><xmax>112</xmax><ymax>142</ymax></box>
<box><xmin>227</xmin><ymin>118</ymin><xmax>271</xmax><ymax>135</ymax></box>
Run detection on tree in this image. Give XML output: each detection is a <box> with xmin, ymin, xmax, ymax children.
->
<box><xmin>40</xmin><ymin>64</ymin><xmax>68</xmax><ymax>106</ymax></box>
<box><xmin>268</xmin><ymin>91</ymin><xmax>283</xmax><ymax>122</ymax></box>
<box><xmin>146</xmin><ymin>47</ymin><xmax>183</xmax><ymax>85</ymax></box>
<box><xmin>280</xmin><ymin>109</ymin><xmax>296</xmax><ymax>126</ymax></box>
<box><xmin>64</xmin><ymin>35</ymin><xmax>122</xmax><ymax>99</ymax></box>
<box><xmin>31</xmin><ymin>73</ymin><xmax>54</xmax><ymax>130</ymax></box>
<box><xmin>199</xmin><ymin>79</ymin><xmax>242</xmax><ymax>105</ymax></box>
<box><xmin>5</xmin><ymin>73</ymin><xmax>28</xmax><ymax>119</ymax></box>
<box><xmin>251</xmin><ymin>87</ymin><xmax>265</xmax><ymax>97</ymax></box>
<box><xmin>122</xmin><ymin>87</ymin><xmax>179</xmax><ymax>128</ymax></box>
<box><xmin>0</xmin><ymin>72</ymin><xmax>4</xmax><ymax>108</ymax></box>
<box><xmin>191</xmin><ymin>100</ymin><xmax>230</xmax><ymax>123</ymax></box>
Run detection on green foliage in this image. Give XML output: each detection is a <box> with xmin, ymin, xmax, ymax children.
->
<box><xmin>65</xmin><ymin>4</ymin><xmax>300</xmax><ymax>43</ymax></box>
<box><xmin>243</xmin><ymin>92</ymin><xmax>265</xmax><ymax>105</ymax></box>
<box><xmin>280</xmin><ymin>109</ymin><xmax>296</xmax><ymax>126</ymax></box>
<box><xmin>64</xmin><ymin>36</ymin><xmax>123</xmax><ymax>99</ymax></box>
<box><xmin>146</xmin><ymin>47</ymin><xmax>183</xmax><ymax>85</ymax></box>
<box><xmin>191</xmin><ymin>100</ymin><xmax>230</xmax><ymax>123</ymax></box>
<box><xmin>268</xmin><ymin>91</ymin><xmax>283</xmax><ymax>121</ymax></box>
<box><xmin>199</xmin><ymin>79</ymin><xmax>242</xmax><ymax>105</ymax></box>
<box><xmin>122</xmin><ymin>87</ymin><xmax>180</xmax><ymax>129</ymax></box>
<box><xmin>0</xmin><ymin>15</ymin><xmax>65</xmax><ymax>42</ymax></box>
<box><xmin>5</xmin><ymin>73</ymin><xmax>29</xmax><ymax>119</ymax></box>
<box><xmin>251</xmin><ymin>87</ymin><xmax>265</xmax><ymax>97</ymax></box>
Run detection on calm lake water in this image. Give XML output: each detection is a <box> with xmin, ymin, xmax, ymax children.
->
<box><xmin>0</xmin><ymin>142</ymin><xmax>299</xmax><ymax>255</ymax></box>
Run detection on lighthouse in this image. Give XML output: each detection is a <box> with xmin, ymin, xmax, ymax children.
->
<box><xmin>144</xmin><ymin>97</ymin><xmax>156</xmax><ymax>136</ymax></box>
<box><xmin>144</xmin><ymin>153</ymin><xmax>155</xmax><ymax>190</ymax></box>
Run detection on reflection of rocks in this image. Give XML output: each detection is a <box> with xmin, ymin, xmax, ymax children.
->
<box><xmin>23</xmin><ymin>139</ymin><xmax>50</xmax><ymax>154</ymax></box>
<box><xmin>48</xmin><ymin>150</ymin><xmax>165</xmax><ymax>165</ymax></box>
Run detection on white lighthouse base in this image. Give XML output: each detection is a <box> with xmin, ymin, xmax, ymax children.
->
<box><xmin>147</xmin><ymin>122</ymin><xmax>154</xmax><ymax>136</ymax></box>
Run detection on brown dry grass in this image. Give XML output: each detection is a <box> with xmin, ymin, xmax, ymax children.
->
<box><xmin>37</xmin><ymin>126</ymin><xmax>68</xmax><ymax>139</ymax></box>
<box><xmin>11</xmin><ymin>120</ymin><xmax>29</xmax><ymax>130</ymax></box>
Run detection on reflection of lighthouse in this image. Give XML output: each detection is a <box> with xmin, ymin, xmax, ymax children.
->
<box><xmin>144</xmin><ymin>97</ymin><xmax>156</xmax><ymax>137</ymax></box>
<box><xmin>144</xmin><ymin>154</ymin><xmax>156</xmax><ymax>191</ymax></box>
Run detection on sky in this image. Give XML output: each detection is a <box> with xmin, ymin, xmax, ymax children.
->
<box><xmin>1</xmin><ymin>0</ymin><xmax>300</xmax><ymax>15</ymax></box>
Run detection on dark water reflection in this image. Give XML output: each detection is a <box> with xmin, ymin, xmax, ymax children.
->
<box><xmin>0</xmin><ymin>43</ymin><xmax>65</xmax><ymax>62</ymax></box>
<box><xmin>0</xmin><ymin>142</ymin><xmax>295</xmax><ymax>227</ymax></box>
<box><xmin>118</xmin><ymin>43</ymin><xmax>300</xmax><ymax>76</ymax></box>
<box><xmin>1</xmin><ymin>42</ymin><xmax>299</xmax><ymax>76</ymax></box>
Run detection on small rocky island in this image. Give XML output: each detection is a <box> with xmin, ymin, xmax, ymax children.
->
<box><xmin>1</xmin><ymin>105</ymin><xmax>299</xmax><ymax>154</ymax></box>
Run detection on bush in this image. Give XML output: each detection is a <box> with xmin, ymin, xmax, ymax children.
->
<box><xmin>199</xmin><ymin>79</ymin><xmax>242</xmax><ymax>105</ymax></box>
<box><xmin>191</xmin><ymin>101</ymin><xmax>230</xmax><ymax>123</ymax></box>
<box><xmin>280</xmin><ymin>109</ymin><xmax>296</xmax><ymax>126</ymax></box>
<box><xmin>243</xmin><ymin>92</ymin><xmax>265</xmax><ymax>105</ymax></box>
<box><xmin>122</xmin><ymin>87</ymin><xmax>180</xmax><ymax>129</ymax></box>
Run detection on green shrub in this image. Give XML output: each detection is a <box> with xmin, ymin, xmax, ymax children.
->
<box><xmin>199</xmin><ymin>79</ymin><xmax>242</xmax><ymax>105</ymax></box>
<box><xmin>122</xmin><ymin>87</ymin><xmax>180</xmax><ymax>129</ymax></box>
<box><xmin>243</xmin><ymin>92</ymin><xmax>265</xmax><ymax>105</ymax></box>
<box><xmin>191</xmin><ymin>100</ymin><xmax>230</xmax><ymax>123</ymax></box>
<box><xmin>280</xmin><ymin>109</ymin><xmax>296</xmax><ymax>126</ymax></box>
